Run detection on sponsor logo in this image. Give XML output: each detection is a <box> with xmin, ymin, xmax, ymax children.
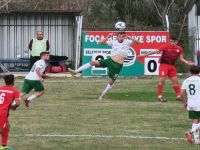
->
<box><xmin>123</xmin><ymin>47</ymin><xmax>136</xmax><ymax>67</ymax></box>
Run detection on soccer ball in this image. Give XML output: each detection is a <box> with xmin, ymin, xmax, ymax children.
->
<box><xmin>115</xmin><ymin>21</ymin><xmax>126</xmax><ymax>31</ymax></box>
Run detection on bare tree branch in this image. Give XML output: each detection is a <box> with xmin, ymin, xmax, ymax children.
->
<box><xmin>163</xmin><ymin>0</ymin><xmax>169</xmax><ymax>14</ymax></box>
<box><xmin>166</xmin><ymin>0</ymin><xmax>174</xmax><ymax>14</ymax></box>
<box><xmin>152</xmin><ymin>0</ymin><xmax>162</xmax><ymax>18</ymax></box>
<box><xmin>0</xmin><ymin>0</ymin><xmax>12</xmax><ymax>10</ymax></box>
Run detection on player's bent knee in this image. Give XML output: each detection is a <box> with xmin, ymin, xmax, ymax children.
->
<box><xmin>90</xmin><ymin>61</ymin><xmax>99</xmax><ymax>66</ymax></box>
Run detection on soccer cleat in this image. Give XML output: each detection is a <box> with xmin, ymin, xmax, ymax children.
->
<box><xmin>158</xmin><ymin>96</ymin><xmax>167</xmax><ymax>102</ymax></box>
<box><xmin>99</xmin><ymin>95</ymin><xmax>103</xmax><ymax>100</ymax></box>
<box><xmin>24</xmin><ymin>99</ymin><xmax>30</xmax><ymax>107</ymax></box>
<box><xmin>184</xmin><ymin>132</ymin><xmax>193</xmax><ymax>144</ymax></box>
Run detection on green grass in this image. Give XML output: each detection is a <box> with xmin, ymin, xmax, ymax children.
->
<box><xmin>1</xmin><ymin>77</ymin><xmax>199</xmax><ymax>150</ymax></box>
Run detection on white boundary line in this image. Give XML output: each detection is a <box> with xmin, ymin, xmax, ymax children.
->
<box><xmin>13</xmin><ymin>134</ymin><xmax>185</xmax><ymax>141</ymax></box>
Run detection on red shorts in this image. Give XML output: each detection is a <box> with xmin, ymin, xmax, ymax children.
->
<box><xmin>0</xmin><ymin>115</ymin><xmax>9</xmax><ymax>129</ymax></box>
<box><xmin>159</xmin><ymin>64</ymin><xmax>177</xmax><ymax>78</ymax></box>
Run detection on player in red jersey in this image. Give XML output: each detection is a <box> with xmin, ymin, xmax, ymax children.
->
<box><xmin>0</xmin><ymin>74</ymin><xmax>20</xmax><ymax>150</ymax></box>
<box><xmin>139</xmin><ymin>36</ymin><xmax>194</xmax><ymax>102</ymax></box>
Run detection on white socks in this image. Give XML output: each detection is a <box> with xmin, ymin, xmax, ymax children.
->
<box><xmin>191</xmin><ymin>123</ymin><xmax>200</xmax><ymax>133</ymax></box>
<box><xmin>75</xmin><ymin>63</ymin><xmax>91</xmax><ymax>73</ymax></box>
<box><xmin>27</xmin><ymin>95</ymin><xmax>37</xmax><ymax>101</ymax></box>
<box><xmin>99</xmin><ymin>83</ymin><xmax>112</xmax><ymax>100</ymax></box>
<box><xmin>192</xmin><ymin>123</ymin><xmax>200</xmax><ymax>142</ymax></box>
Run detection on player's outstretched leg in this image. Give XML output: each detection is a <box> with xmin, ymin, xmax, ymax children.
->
<box><xmin>157</xmin><ymin>77</ymin><xmax>167</xmax><ymax>102</ymax></box>
<box><xmin>69</xmin><ymin>61</ymin><xmax>100</xmax><ymax>74</ymax></box>
<box><xmin>24</xmin><ymin>91</ymin><xmax>44</xmax><ymax>107</ymax></box>
<box><xmin>170</xmin><ymin>77</ymin><xmax>181</xmax><ymax>101</ymax></box>
<box><xmin>99</xmin><ymin>79</ymin><xmax>115</xmax><ymax>100</ymax></box>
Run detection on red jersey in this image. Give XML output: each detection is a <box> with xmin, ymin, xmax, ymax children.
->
<box><xmin>158</xmin><ymin>43</ymin><xmax>183</xmax><ymax>65</ymax></box>
<box><xmin>0</xmin><ymin>86</ymin><xmax>20</xmax><ymax>116</ymax></box>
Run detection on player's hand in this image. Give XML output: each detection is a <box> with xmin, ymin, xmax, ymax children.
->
<box><xmin>137</xmin><ymin>55</ymin><xmax>144</xmax><ymax>58</ymax></box>
<box><xmin>187</xmin><ymin>61</ymin><xmax>195</xmax><ymax>66</ymax></box>
<box><xmin>40</xmin><ymin>78</ymin><xmax>45</xmax><ymax>82</ymax></box>
<box><xmin>108</xmin><ymin>33</ymin><xmax>114</xmax><ymax>38</ymax></box>
<box><xmin>11</xmin><ymin>105</ymin><xmax>18</xmax><ymax>110</ymax></box>
<box><xmin>42</xmin><ymin>74</ymin><xmax>48</xmax><ymax>79</ymax></box>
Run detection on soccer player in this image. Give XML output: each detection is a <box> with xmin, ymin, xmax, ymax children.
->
<box><xmin>0</xmin><ymin>74</ymin><xmax>20</xmax><ymax>150</ymax></box>
<box><xmin>69</xmin><ymin>32</ymin><xmax>139</xmax><ymax>100</ymax></box>
<box><xmin>20</xmin><ymin>51</ymin><xmax>50</xmax><ymax>107</ymax></box>
<box><xmin>180</xmin><ymin>66</ymin><xmax>200</xmax><ymax>144</ymax></box>
<box><xmin>139</xmin><ymin>36</ymin><xmax>194</xmax><ymax>102</ymax></box>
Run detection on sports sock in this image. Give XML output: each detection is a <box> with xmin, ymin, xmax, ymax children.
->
<box><xmin>2</xmin><ymin>127</ymin><xmax>9</xmax><ymax>146</ymax></box>
<box><xmin>75</xmin><ymin>63</ymin><xmax>91</xmax><ymax>73</ymax></box>
<box><xmin>192</xmin><ymin>123</ymin><xmax>200</xmax><ymax>133</ymax></box>
<box><xmin>157</xmin><ymin>85</ymin><xmax>163</xmax><ymax>97</ymax></box>
<box><xmin>27</xmin><ymin>95</ymin><xmax>37</xmax><ymax>101</ymax></box>
<box><xmin>99</xmin><ymin>83</ymin><xmax>112</xmax><ymax>99</ymax></box>
<box><xmin>173</xmin><ymin>85</ymin><xmax>180</xmax><ymax>96</ymax></box>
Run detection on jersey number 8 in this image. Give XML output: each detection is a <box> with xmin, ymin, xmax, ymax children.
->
<box><xmin>189</xmin><ymin>84</ymin><xmax>196</xmax><ymax>95</ymax></box>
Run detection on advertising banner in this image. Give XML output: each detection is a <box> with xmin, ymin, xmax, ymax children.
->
<box><xmin>82</xmin><ymin>31</ymin><xmax>169</xmax><ymax>77</ymax></box>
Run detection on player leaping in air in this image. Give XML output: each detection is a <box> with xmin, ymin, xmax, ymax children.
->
<box><xmin>20</xmin><ymin>51</ymin><xmax>50</xmax><ymax>107</ymax></box>
<box><xmin>139</xmin><ymin>35</ymin><xmax>194</xmax><ymax>102</ymax></box>
<box><xmin>69</xmin><ymin>32</ymin><xmax>139</xmax><ymax>100</ymax></box>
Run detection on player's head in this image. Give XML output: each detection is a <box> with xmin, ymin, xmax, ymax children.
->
<box><xmin>4</xmin><ymin>74</ymin><xmax>15</xmax><ymax>86</ymax></box>
<box><xmin>190</xmin><ymin>66</ymin><xmax>200</xmax><ymax>75</ymax></box>
<box><xmin>170</xmin><ymin>35</ymin><xmax>178</xmax><ymax>45</ymax></box>
<box><xmin>37</xmin><ymin>31</ymin><xmax>44</xmax><ymax>40</ymax></box>
<box><xmin>40</xmin><ymin>51</ymin><xmax>50</xmax><ymax>61</ymax></box>
<box><xmin>117</xmin><ymin>32</ymin><xmax>126</xmax><ymax>43</ymax></box>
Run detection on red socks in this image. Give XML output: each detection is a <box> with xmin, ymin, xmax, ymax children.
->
<box><xmin>157</xmin><ymin>84</ymin><xmax>163</xmax><ymax>97</ymax></box>
<box><xmin>2</xmin><ymin>127</ymin><xmax>9</xmax><ymax>146</ymax></box>
<box><xmin>158</xmin><ymin>85</ymin><xmax>180</xmax><ymax>97</ymax></box>
<box><xmin>173</xmin><ymin>85</ymin><xmax>180</xmax><ymax>96</ymax></box>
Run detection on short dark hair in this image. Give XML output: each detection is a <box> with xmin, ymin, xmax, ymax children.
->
<box><xmin>4</xmin><ymin>74</ymin><xmax>14</xmax><ymax>85</ymax></box>
<box><xmin>40</xmin><ymin>51</ymin><xmax>50</xmax><ymax>57</ymax></box>
<box><xmin>117</xmin><ymin>31</ymin><xmax>126</xmax><ymax>36</ymax></box>
<box><xmin>190</xmin><ymin>66</ymin><xmax>200</xmax><ymax>74</ymax></box>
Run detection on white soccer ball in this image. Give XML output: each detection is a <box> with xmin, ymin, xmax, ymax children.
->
<box><xmin>115</xmin><ymin>21</ymin><xmax>126</xmax><ymax>31</ymax></box>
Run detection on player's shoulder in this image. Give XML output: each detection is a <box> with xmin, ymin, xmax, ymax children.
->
<box><xmin>175</xmin><ymin>44</ymin><xmax>183</xmax><ymax>50</ymax></box>
<box><xmin>0</xmin><ymin>86</ymin><xmax>19</xmax><ymax>93</ymax></box>
<box><xmin>184</xmin><ymin>76</ymin><xmax>200</xmax><ymax>82</ymax></box>
<box><xmin>36</xmin><ymin>59</ymin><xmax>45</xmax><ymax>65</ymax></box>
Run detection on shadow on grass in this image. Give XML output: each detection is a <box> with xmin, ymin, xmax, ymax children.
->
<box><xmin>107</xmin><ymin>91</ymin><xmax>176</xmax><ymax>102</ymax></box>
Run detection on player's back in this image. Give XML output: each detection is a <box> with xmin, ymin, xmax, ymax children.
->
<box><xmin>0</xmin><ymin>86</ymin><xmax>18</xmax><ymax>115</ymax></box>
<box><xmin>183</xmin><ymin>76</ymin><xmax>200</xmax><ymax>110</ymax></box>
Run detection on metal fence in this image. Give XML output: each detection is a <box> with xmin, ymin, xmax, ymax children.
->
<box><xmin>0</xmin><ymin>14</ymin><xmax>76</xmax><ymax>63</ymax></box>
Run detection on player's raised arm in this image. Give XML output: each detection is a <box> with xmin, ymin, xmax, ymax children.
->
<box><xmin>98</xmin><ymin>33</ymin><xmax>114</xmax><ymax>45</ymax></box>
<box><xmin>138</xmin><ymin>49</ymin><xmax>160</xmax><ymax>58</ymax></box>
<box><xmin>179</xmin><ymin>54</ymin><xmax>194</xmax><ymax>66</ymax></box>
<box><xmin>125</xmin><ymin>35</ymin><xmax>140</xmax><ymax>44</ymax></box>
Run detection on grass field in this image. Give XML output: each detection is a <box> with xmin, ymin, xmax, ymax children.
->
<box><xmin>4</xmin><ymin>77</ymin><xmax>200</xmax><ymax>150</ymax></box>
